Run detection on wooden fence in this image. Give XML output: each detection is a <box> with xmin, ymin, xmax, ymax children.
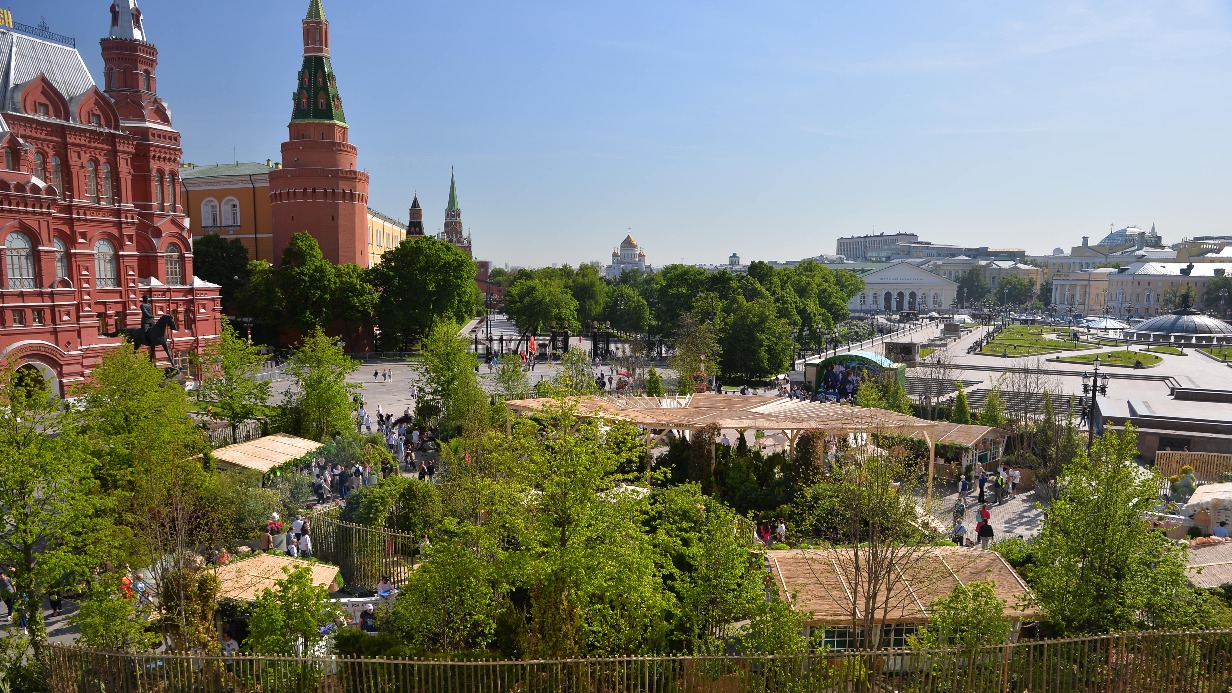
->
<box><xmin>1156</xmin><ymin>451</ymin><xmax>1232</xmax><ymax>482</ymax></box>
<box><xmin>41</xmin><ymin>629</ymin><xmax>1232</xmax><ymax>693</ymax></box>
<box><xmin>309</xmin><ymin>509</ymin><xmax>419</xmax><ymax>591</ymax></box>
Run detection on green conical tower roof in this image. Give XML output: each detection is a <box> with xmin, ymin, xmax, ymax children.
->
<box><xmin>307</xmin><ymin>0</ymin><xmax>326</xmax><ymax>20</ymax></box>
<box><xmin>290</xmin><ymin>0</ymin><xmax>345</xmax><ymax>126</ymax></box>
<box><xmin>446</xmin><ymin>168</ymin><xmax>460</xmax><ymax>212</ymax></box>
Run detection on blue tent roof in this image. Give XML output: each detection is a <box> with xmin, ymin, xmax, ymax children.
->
<box><xmin>815</xmin><ymin>350</ymin><xmax>897</xmax><ymax>369</ymax></box>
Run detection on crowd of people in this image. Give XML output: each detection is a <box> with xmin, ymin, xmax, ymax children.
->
<box><xmin>950</xmin><ymin>462</ymin><xmax>1024</xmax><ymax>550</ymax></box>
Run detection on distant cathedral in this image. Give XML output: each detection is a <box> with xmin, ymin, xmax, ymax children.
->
<box><xmin>604</xmin><ymin>233</ymin><xmax>649</xmax><ymax>278</ymax></box>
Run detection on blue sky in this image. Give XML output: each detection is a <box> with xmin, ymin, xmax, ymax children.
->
<box><xmin>21</xmin><ymin>1</ymin><xmax>1232</xmax><ymax>267</ymax></box>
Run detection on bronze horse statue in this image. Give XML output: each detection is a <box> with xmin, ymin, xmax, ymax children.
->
<box><xmin>109</xmin><ymin>313</ymin><xmax>178</xmax><ymax>366</ymax></box>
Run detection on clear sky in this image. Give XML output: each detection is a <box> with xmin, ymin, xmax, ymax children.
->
<box><xmin>20</xmin><ymin>1</ymin><xmax>1232</xmax><ymax>267</ymax></box>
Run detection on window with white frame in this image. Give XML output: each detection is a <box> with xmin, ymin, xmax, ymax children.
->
<box><xmin>53</xmin><ymin>237</ymin><xmax>68</xmax><ymax>280</ymax></box>
<box><xmin>202</xmin><ymin>199</ymin><xmax>219</xmax><ymax>227</ymax></box>
<box><xmin>164</xmin><ymin>243</ymin><xmax>184</xmax><ymax>286</ymax></box>
<box><xmin>5</xmin><ymin>232</ymin><xmax>35</xmax><ymax>289</ymax></box>
<box><xmin>94</xmin><ymin>239</ymin><xmax>118</xmax><ymax>288</ymax></box>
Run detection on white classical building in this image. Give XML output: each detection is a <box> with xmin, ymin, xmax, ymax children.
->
<box><xmin>848</xmin><ymin>262</ymin><xmax>958</xmax><ymax>314</ymax></box>
<box><xmin>604</xmin><ymin>233</ymin><xmax>650</xmax><ymax>278</ymax></box>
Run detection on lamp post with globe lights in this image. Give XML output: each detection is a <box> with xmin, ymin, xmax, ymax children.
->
<box><xmin>1079</xmin><ymin>357</ymin><xmax>1111</xmax><ymax>451</ymax></box>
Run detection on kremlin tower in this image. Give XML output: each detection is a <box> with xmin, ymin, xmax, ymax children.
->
<box><xmin>268</xmin><ymin>0</ymin><xmax>369</xmax><ymax>266</ymax></box>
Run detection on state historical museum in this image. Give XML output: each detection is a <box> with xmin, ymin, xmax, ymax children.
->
<box><xmin>0</xmin><ymin>2</ymin><xmax>221</xmax><ymax>396</ymax></box>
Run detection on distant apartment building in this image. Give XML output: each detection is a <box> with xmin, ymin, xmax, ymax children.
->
<box><xmin>835</xmin><ymin>232</ymin><xmax>918</xmax><ymax>261</ymax></box>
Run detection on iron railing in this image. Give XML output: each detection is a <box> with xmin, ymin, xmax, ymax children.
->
<box><xmin>40</xmin><ymin>629</ymin><xmax>1232</xmax><ymax>693</ymax></box>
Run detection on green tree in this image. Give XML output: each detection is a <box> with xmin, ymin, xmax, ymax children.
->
<box><xmin>570</xmin><ymin>263</ymin><xmax>607</xmax><ymax>325</ymax></box>
<box><xmin>493</xmin><ymin>353</ymin><xmax>531</xmax><ymax>402</ymax></box>
<box><xmin>505</xmin><ymin>277</ymin><xmax>579</xmax><ymax>335</ymax></box>
<box><xmin>76</xmin><ymin>347</ymin><xmax>215</xmax><ymax>651</ymax></box>
<box><xmin>0</xmin><ymin>365</ymin><xmax>109</xmax><ymax>656</ymax></box>
<box><xmin>996</xmin><ymin>276</ymin><xmax>1036</xmax><ymax>305</ymax></box>
<box><xmin>388</xmin><ymin>541</ymin><xmax>501</xmax><ymax>653</ymax></box>
<box><xmin>907</xmin><ymin>580</ymin><xmax>1013</xmax><ymax>690</ymax></box>
<box><xmin>191</xmin><ymin>234</ymin><xmax>249</xmax><ymax>312</ymax></box>
<box><xmin>670</xmin><ymin>312</ymin><xmax>721</xmax><ymax>393</ymax></box>
<box><xmin>247</xmin><ymin>565</ymin><xmax>345</xmax><ymax>655</ymax></box>
<box><xmin>279</xmin><ymin>232</ymin><xmax>338</xmax><ymax>331</ymax></box>
<box><xmin>602</xmin><ymin>284</ymin><xmax>649</xmax><ymax>333</ymax></box>
<box><xmin>719</xmin><ymin>297</ymin><xmax>795</xmax><ymax>380</ymax></box>
<box><xmin>911</xmin><ymin>581</ymin><xmax>1011</xmax><ymax>650</ymax></box>
<box><xmin>645</xmin><ymin>367</ymin><xmax>665</xmax><ymax>397</ymax></box>
<box><xmin>279</xmin><ymin>328</ymin><xmax>360</xmax><ymax>441</ymax></box>
<box><xmin>1203</xmin><ymin>272</ymin><xmax>1232</xmax><ymax>318</ymax></box>
<box><xmin>420</xmin><ymin>321</ymin><xmax>486</xmax><ymax>437</ymax></box>
<box><xmin>1030</xmin><ymin>426</ymin><xmax>1214</xmax><ymax>634</ymax></box>
<box><xmin>235</xmin><ymin>259</ymin><xmax>285</xmax><ymax>333</ymax></box>
<box><xmin>957</xmin><ymin>267</ymin><xmax>990</xmax><ymax>307</ymax></box>
<box><xmin>342</xmin><ymin>476</ymin><xmax>442</xmax><ymax>537</ymax></box>
<box><xmin>331</xmin><ymin>263</ymin><xmax>378</xmax><ymax>343</ymax></box>
<box><xmin>369</xmin><ymin>237</ymin><xmax>481</xmax><ymax>349</ymax></box>
<box><xmin>978</xmin><ymin>385</ymin><xmax>1008</xmax><ymax>426</ymax></box>
<box><xmin>550</xmin><ymin>348</ymin><xmax>600</xmax><ymax>396</ymax></box>
<box><xmin>196</xmin><ymin>318</ymin><xmax>271</xmax><ymax>441</ymax></box>
<box><xmin>72</xmin><ymin>575</ymin><xmax>159</xmax><ymax>651</ymax></box>
<box><xmin>951</xmin><ymin>384</ymin><xmax>972</xmax><ymax>424</ymax></box>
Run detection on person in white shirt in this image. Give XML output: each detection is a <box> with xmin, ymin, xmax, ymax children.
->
<box><xmin>298</xmin><ymin>530</ymin><xmax>312</xmax><ymax>558</ymax></box>
<box><xmin>291</xmin><ymin>517</ymin><xmax>304</xmax><ymax>536</ymax></box>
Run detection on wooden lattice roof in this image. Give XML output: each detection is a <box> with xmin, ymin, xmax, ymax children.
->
<box><xmin>765</xmin><ymin>547</ymin><xmax>1038</xmax><ymax>626</ymax></box>
<box><xmin>211</xmin><ymin>433</ymin><xmax>323</xmax><ymax>473</ymax></box>
<box><xmin>506</xmin><ymin>393</ymin><xmax>935</xmax><ymax>434</ymax></box>
<box><xmin>212</xmin><ymin>553</ymin><xmax>340</xmax><ymax>601</ymax></box>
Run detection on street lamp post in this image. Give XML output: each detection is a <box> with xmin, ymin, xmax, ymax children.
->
<box><xmin>1079</xmin><ymin>357</ymin><xmax>1111</xmax><ymax>451</ymax></box>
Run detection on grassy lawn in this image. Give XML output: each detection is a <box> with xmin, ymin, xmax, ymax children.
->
<box><xmin>1144</xmin><ymin>345</ymin><xmax>1185</xmax><ymax>356</ymax></box>
<box><xmin>984</xmin><ymin>326</ymin><xmax>1096</xmax><ymax>354</ymax></box>
<box><xmin>981</xmin><ymin>343</ymin><xmax>1059</xmax><ymax>357</ymax></box>
<box><xmin>919</xmin><ymin>347</ymin><xmax>935</xmax><ymax>358</ymax></box>
<box><xmin>1202</xmin><ymin>347</ymin><xmax>1232</xmax><ymax>361</ymax></box>
<box><xmin>1056</xmin><ymin>350</ymin><xmax>1162</xmax><ymax>367</ymax></box>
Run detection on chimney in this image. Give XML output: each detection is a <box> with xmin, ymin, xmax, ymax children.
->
<box><xmin>1082</xmin><ymin>236</ymin><xmax>1089</xmax><ymax>247</ymax></box>
<box><xmin>266</xmin><ymin>159</ymin><xmax>273</xmax><ymax>167</ymax></box>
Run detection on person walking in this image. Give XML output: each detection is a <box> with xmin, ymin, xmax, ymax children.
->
<box><xmin>1009</xmin><ymin>468</ymin><xmax>1021</xmax><ymax>499</ymax></box>
<box><xmin>977</xmin><ymin>470</ymin><xmax>987</xmax><ymax>504</ymax></box>
<box><xmin>977</xmin><ymin>520</ymin><xmax>995</xmax><ymax>549</ymax></box>
<box><xmin>952</xmin><ymin>520</ymin><xmax>968</xmax><ymax>547</ymax></box>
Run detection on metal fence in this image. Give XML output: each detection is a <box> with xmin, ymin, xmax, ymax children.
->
<box><xmin>310</xmin><ymin>509</ymin><xmax>419</xmax><ymax>591</ymax></box>
<box><xmin>41</xmin><ymin>629</ymin><xmax>1232</xmax><ymax>693</ymax></box>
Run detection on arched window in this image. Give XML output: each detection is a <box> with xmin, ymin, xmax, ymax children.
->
<box><xmin>142</xmin><ymin>70</ymin><xmax>151</xmax><ymax>91</ymax></box>
<box><xmin>94</xmin><ymin>239</ymin><xmax>118</xmax><ymax>288</ymax></box>
<box><xmin>299</xmin><ymin>92</ymin><xmax>308</xmax><ymax>110</ymax></box>
<box><xmin>3</xmin><ymin>149</ymin><xmax>11</xmax><ymax>171</ymax></box>
<box><xmin>101</xmin><ymin>163</ymin><xmax>113</xmax><ymax>205</ymax></box>
<box><xmin>154</xmin><ymin>171</ymin><xmax>165</xmax><ymax>211</ymax></box>
<box><xmin>4</xmin><ymin>232</ymin><xmax>35</xmax><ymax>289</ymax></box>
<box><xmin>106</xmin><ymin>67</ymin><xmax>114</xmax><ymax>90</ymax></box>
<box><xmin>164</xmin><ymin>243</ymin><xmax>183</xmax><ymax>286</ymax></box>
<box><xmin>203</xmin><ymin>199</ymin><xmax>219</xmax><ymax>227</ymax></box>
<box><xmin>318</xmin><ymin>94</ymin><xmax>326</xmax><ymax>110</ymax></box>
<box><xmin>222</xmin><ymin>197</ymin><xmax>240</xmax><ymax>226</ymax></box>
<box><xmin>168</xmin><ymin>174</ymin><xmax>177</xmax><ymax>210</ymax></box>
<box><xmin>50</xmin><ymin>156</ymin><xmax>62</xmax><ymax>196</ymax></box>
<box><xmin>86</xmin><ymin>160</ymin><xmax>98</xmax><ymax>203</ymax></box>
<box><xmin>53</xmin><ymin>237</ymin><xmax>68</xmax><ymax>280</ymax></box>
<box><xmin>33</xmin><ymin>153</ymin><xmax>45</xmax><ymax>181</ymax></box>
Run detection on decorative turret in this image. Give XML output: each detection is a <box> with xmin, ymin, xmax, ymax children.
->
<box><xmin>291</xmin><ymin>0</ymin><xmax>345</xmax><ymax>125</ymax></box>
<box><xmin>108</xmin><ymin>1</ymin><xmax>147</xmax><ymax>42</ymax></box>
<box><xmin>407</xmin><ymin>192</ymin><xmax>425</xmax><ymax>237</ymax></box>
<box><xmin>442</xmin><ymin>168</ymin><xmax>469</xmax><ymax>255</ymax></box>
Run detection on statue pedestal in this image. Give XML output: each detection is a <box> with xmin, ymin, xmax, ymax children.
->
<box><xmin>271</xmin><ymin>533</ymin><xmax>287</xmax><ymax>552</ymax></box>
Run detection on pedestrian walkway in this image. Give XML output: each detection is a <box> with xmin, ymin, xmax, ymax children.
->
<box><xmin>927</xmin><ymin>478</ymin><xmax>1044</xmax><ymax>543</ymax></box>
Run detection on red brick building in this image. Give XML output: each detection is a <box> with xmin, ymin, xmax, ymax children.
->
<box><xmin>269</xmin><ymin>0</ymin><xmax>370</xmax><ymax>267</ymax></box>
<box><xmin>0</xmin><ymin>1</ymin><xmax>222</xmax><ymax>396</ymax></box>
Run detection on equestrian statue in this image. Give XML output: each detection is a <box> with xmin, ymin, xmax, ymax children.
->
<box><xmin>108</xmin><ymin>295</ymin><xmax>179</xmax><ymax>374</ymax></box>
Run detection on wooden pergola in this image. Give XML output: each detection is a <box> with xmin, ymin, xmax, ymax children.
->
<box><xmin>506</xmin><ymin>393</ymin><xmax>943</xmax><ymax>511</ymax></box>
